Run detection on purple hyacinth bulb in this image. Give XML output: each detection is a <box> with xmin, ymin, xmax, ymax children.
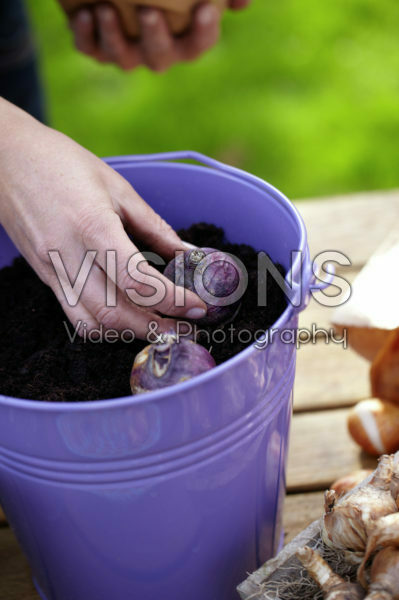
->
<box><xmin>164</xmin><ymin>247</ymin><xmax>243</xmax><ymax>325</ymax></box>
<box><xmin>130</xmin><ymin>335</ymin><xmax>215</xmax><ymax>394</ymax></box>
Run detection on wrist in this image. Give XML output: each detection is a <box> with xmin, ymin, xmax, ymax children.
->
<box><xmin>0</xmin><ymin>97</ymin><xmax>43</xmax><ymax>155</ymax></box>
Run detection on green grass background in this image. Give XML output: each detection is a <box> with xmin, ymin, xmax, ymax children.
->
<box><xmin>27</xmin><ymin>0</ymin><xmax>399</xmax><ymax>199</ymax></box>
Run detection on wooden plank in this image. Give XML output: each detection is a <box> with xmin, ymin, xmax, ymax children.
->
<box><xmin>295</xmin><ymin>267</ymin><xmax>370</xmax><ymax>413</ymax></box>
<box><xmin>0</xmin><ymin>527</ymin><xmax>38</xmax><ymax>599</ymax></box>
<box><xmin>294</xmin><ymin>190</ymin><xmax>399</xmax><ymax>268</ymax></box>
<box><xmin>283</xmin><ymin>491</ymin><xmax>324</xmax><ymax>545</ymax></box>
<box><xmin>287</xmin><ymin>407</ymin><xmax>377</xmax><ymax>492</ymax></box>
<box><xmin>294</xmin><ymin>342</ymin><xmax>370</xmax><ymax>412</ymax></box>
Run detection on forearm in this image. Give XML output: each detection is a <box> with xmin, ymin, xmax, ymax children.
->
<box><xmin>0</xmin><ymin>97</ymin><xmax>37</xmax><ymax>148</ymax></box>
<box><xmin>0</xmin><ymin>98</ymin><xmax>39</xmax><ymax>225</ymax></box>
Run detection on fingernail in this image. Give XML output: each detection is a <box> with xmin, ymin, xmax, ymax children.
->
<box><xmin>140</xmin><ymin>8</ymin><xmax>159</xmax><ymax>26</ymax></box>
<box><xmin>198</xmin><ymin>4</ymin><xmax>218</xmax><ymax>26</ymax></box>
<box><xmin>185</xmin><ymin>307</ymin><xmax>207</xmax><ymax>320</ymax></box>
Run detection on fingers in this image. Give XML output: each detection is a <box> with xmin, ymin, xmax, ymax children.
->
<box><xmin>136</xmin><ymin>4</ymin><xmax>222</xmax><ymax>71</ymax></box>
<box><xmin>69</xmin><ymin>4</ymin><xmax>142</xmax><ymax>69</ymax></box>
<box><xmin>70</xmin><ymin>2</ymin><xmax>224</xmax><ymax>71</ymax></box>
<box><xmin>69</xmin><ymin>9</ymin><xmax>98</xmax><ymax>57</ymax></box>
<box><xmin>48</xmin><ymin>272</ymin><xmax>100</xmax><ymax>337</ymax></box>
<box><xmin>94</xmin><ymin>5</ymin><xmax>142</xmax><ymax>70</ymax></box>
<box><xmin>51</xmin><ymin>262</ymin><xmax>181</xmax><ymax>341</ymax></box>
<box><xmin>137</xmin><ymin>8</ymin><xmax>177</xmax><ymax>72</ymax></box>
<box><xmin>177</xmin><ymin>3</ymin><xmax>221</xmax><ymax>62</ymax></box>
<box><xmin>69</xmin><ymin>262</ymin><xmax>181</xmax><ymax>340</ymax></box>
<box><xmin>81</xmin><ymin>212</ymin><xmax>207</xmax><ymax>320</ymax></box>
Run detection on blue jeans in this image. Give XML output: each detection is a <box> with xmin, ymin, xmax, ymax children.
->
<box><xmin>0</xmin><ymin>0</ymin><xmax>46</xmax><ymax>122</ymax></box>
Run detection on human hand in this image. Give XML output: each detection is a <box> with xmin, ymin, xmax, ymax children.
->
<box><xmin>0</xmin><ymin>99</ymin><xmax>207</xmax><ymax>340</ymax></box>
<box><xmin>68</xmin><ymin>0</ymin><xmax>251</xmax><ymax>72</ymax></box>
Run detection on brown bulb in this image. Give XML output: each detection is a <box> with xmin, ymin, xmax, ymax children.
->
<box><xmin>331</xmin><ymin>470</ymin><xmax>373</xmax><ymax>497</ymax></box>
<box><xmin>390</xmin><ymin>452</ymin><xmax>399</xmax><ymax>508</ymax></box>
<box><xmin>364</xmin><ymin>547</ymin><xmax>399</xmax><ymax>599</ymax></box>
<box><xmin>322</xmin><ymin>455</ymin><xmax>396</xmax><ymax>564</ymax></box>
<box><xmin>370</xmin><ymin>328</ymin><xmax>399</xmax><ymax>404</ymax></box>
<box><xmin>347</xmin><ymin>399</ymin><xmax>399</xmax><ymax>456</ymax></box>
<box><xmin>358</xmin><ymin>514</ymin><xmax>399</xmax><ymax>588</ymax></box>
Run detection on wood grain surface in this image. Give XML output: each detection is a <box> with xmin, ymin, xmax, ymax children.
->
<box><xmin>294</xmin><ymin>343</ymin><xmax>370</xmax><ymax>412</ymax></box>
<box><xmin>0</xmin><ymin>527</ymin><xmax>38</xmax><ymax>599</ymax></box>
<box><xmin>283</xmin><ymin>491</ymin><xmax>324</xmax><ymax>544</ymax></box>
<box><xmin>294</xmin><ymin>189</ymin><xmax>399</xmax><ymax>268</ymax></box>
<box><xmin>287</xmin><ymin>407</ymin><xmax>377</xmax><ymax>492</ymax></box>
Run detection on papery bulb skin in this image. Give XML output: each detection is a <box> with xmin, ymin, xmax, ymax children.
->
<box><xmin>322</xmin><ymin>455</ymin><xmax>396</xmax><ymax>565</ymax></box>
<box><xmin>296</xmin><ymin>546</ymin><xmax>365</xmax><ymax>600</ymax></box>
<box><xmin>366</xmin><ymin>591</ymin><xmax>395</xmax><ymax>599</ymax></box>
<box><xmin>390</xmin><ymin>452</ymin><xmax>399</xmax><ymax>508</ymax></box>
<box><xmin>358</xmin><ymin>513</ymin><xmax>399</xmax><ymax>588</ymax></box>
<box><xmin>164</xmin><ymin>247</ymin><xmax>244</xmax><ymax>325</ymax></box>
<box><xmin>130</xmin><ymin>336</ymin><xmax>216</xmax><ymax>394</ymax></box>
<box><xmin>364</xmin><ymin>547</ymin><xmax>399</xmax><ymax>600</ymax></box>
<box><xmin>331</xmin><ymin>470</ymin><xmax>374</xmax><ymax>497</ymax></box>
<box><xmin>370</xmin><ymin>328</ymin><xmax>399</xmax><ymax>404</ymax></box>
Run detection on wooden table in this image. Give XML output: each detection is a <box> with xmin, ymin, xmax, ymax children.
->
<box><xmin>1</xmin><ymin>189</ymin><xmax>399</xmax><ymax>598</ymax></box>
<box><xmin>284</xmin><ymin>188</ymin><xmax>399</xmax><ymax>543</ymax></box>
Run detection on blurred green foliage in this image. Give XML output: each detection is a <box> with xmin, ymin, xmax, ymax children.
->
<box><xmin>27</xmin><ymin>0</ymin><xmax>399</xmax><ymax>199</ymax></box>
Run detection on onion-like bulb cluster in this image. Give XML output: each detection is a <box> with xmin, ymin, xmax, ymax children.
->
<box><xmin>298</xmin><ymin>452</ymin><xmax>399</xmax><ymax>599</ymax></box>
<box><xmin>364</xmin><ymin>547</ymin><xmax>399</xmax><ymax>600</ymax></box>
<box><xmin>321</xmin><ymin>455</ymin><xmax>397</xmax><ymax>564</ymax></box>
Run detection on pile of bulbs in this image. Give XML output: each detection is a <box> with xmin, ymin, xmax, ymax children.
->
<box><xmin>347</xmin><ymin>328</ymin><xmax>399</xmax><ymax>456</ymax></box>
<box><xmin>296</xmin><ymin>453</ymin><xmax>399</xmax><ymax>600</ymax></box>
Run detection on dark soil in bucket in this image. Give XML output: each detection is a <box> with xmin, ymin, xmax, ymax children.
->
<box><xmin>0</xmin><ymin>223</ymin><xmax>287</xmax><ymax>402</ymax></box>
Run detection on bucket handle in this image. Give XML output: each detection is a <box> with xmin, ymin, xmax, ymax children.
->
<box><xmin>296</xmin><ymin>261</ymin><xmax>336</xmax><ymax>313</ymax></box>
<box><xmin>291</xmin><ymin>250</ymin><xmax>336</xmax><ymax>314</ymax></box>
<box><xmin>310</xmin><ymin>263</ymin><xmax>336</xmax><ymax>292</ymax></box>
<box><xmin>106</xmin><ymin>151</ymin><xmax>336</xmax><ymax>309</ymax></box>
<box><xmin>105</xmin><ymin>150</ymin><xmax>257</xmax><ymax>183</ymax></box>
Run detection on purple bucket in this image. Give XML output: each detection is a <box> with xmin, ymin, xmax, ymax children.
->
<box><xmin>0</xmin><ymin>152</ymin><xmax>319</xmax><ymax>600</ymax></box>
